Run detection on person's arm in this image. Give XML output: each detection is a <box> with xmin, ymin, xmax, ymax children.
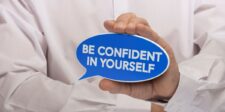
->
<box><xmin>0</xmin><ymin>3</ymin><xmax>71</xmax><ymax>111</ymax></box>
<box><xmin>0</xmin><ymin>1</ymin><xmax>115</xmax><ymax>112</ymax></box>
<box><xmin>165</xmin><ymin>1</ymin><xmax>225</xmax><ymax>111</ymax></box>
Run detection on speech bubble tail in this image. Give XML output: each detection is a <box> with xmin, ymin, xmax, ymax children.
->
<box><xmin>79</xmin><ymin>72</ymin><xmax>96</xmax><ymax>80</ymax></box>
<box><xmin>79</xmin><ymin>75</ymin><xmax>88</xmax><ymax>80</ymax></box>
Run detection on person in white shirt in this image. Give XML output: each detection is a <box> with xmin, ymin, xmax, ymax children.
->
<box><xmin>0</xmin><ymin>0</ymin><xmax>225</xmax><ymax>112</ymax></box>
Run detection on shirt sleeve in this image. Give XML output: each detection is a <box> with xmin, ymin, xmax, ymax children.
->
<box><xmin>165</xmin><ymin>0</ymin><xmax>225</xmax><ymax>112</ymax></box>
<box><xmin>0</xmin><ymin>0</ymin><xmax>115</xmax><ymax>112</ymax></box>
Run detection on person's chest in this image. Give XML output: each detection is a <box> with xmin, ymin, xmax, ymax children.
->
<box><xmin>34</xmin><ymin>0</ymin><xmax>196</xmax><ymax>83</ymax></box>
<box><xmin>44</xmin><ymin>0</ymin><xmax>196</xmax><ymax>58</ymax></box>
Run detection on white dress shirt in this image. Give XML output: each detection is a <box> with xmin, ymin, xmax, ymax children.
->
<box><xmin>0</xmin><ymin>0</ymin><xmax>225</xmax><ymax>112</ymax></box>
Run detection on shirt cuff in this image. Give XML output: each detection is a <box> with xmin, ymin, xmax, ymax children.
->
<box><xmin>165</xmin><ymin>66</ymin><xmax>203</xmax><ymax>112</ymax></box>
<box><xmin>116</xmin><ymin>94</ymin><xmax>151</xmax><ymax>112</ymax></box>
<box><xmin>60</xmin><ymin>80</ymin><xmax>116</xmax><ymax>112</ymax></box>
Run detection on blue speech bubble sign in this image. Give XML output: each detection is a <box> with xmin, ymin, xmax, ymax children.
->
<box><xmin>76</xmin><ymin>33</ymin><xmax>170</xmax><ymax>83</ymax></box>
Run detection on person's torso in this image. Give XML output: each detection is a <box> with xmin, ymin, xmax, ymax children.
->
<box><xmin>28</xmin><ymin>0</ymin><xmax>197</xmax><ymax>84</ymax></box>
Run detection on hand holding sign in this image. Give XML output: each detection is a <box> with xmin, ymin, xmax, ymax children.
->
<box><xmin>99</xmin><ymin>13</ymin><xmax>180</xmax><ymax>101</ymax></box>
